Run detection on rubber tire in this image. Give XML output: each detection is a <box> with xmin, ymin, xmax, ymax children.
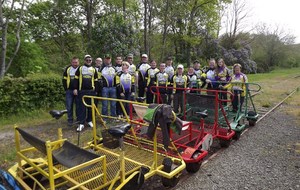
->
<box><xmin>249</xmin><ymin>120</ymin><xmax>256</xmax><ymax>127</ymax></box>
<box><xmin>233</xmin><ymin>131</ymin><xmax>241</xmax><ymax>140</ymax></box>
<box><xmin>219</xmin><ymin>139</ymin><xmax>231</xmax><ymax>148</ymax></box>
<box><xmin>186</xmin><ymin>161</ymin><xmax>202</xmax><ymax>173</ymax></box>
<box><xmin>161</xmin><ymin>175</ymin><xmax>180</xmax><ymax>187</ymax></box>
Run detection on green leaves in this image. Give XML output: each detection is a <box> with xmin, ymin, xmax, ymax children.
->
<box><xmin>0</xmin><ymin>74</ymin><xmax>64</xmax><ymax>117</ymax></box>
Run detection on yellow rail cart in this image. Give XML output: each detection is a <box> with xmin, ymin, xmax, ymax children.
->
<box><xmin>8</xmin><ymin>96</ymin><xmax>186</xmax><ymax>190</ymax></box>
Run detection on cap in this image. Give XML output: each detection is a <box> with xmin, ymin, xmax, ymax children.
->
<box><xmin>127</xmin><ymin>53</ymin><xmax>134</xmax><ymax>58</ymax></box>
<box><xmin>84</xmin><ymin>54</ymin><xmax>91</xmax><ymax>59</ymax></box>
<box><xmin>104</xmin><ymin>54</ymin><xmax>111</xmax><ymax>59</ymax></box>
<box><xmin>193</xmin><ymin>60</ymin><xmax>200</xmax><ymax>64</ymax></box>
<box><xmin>141</xmin><ymin>54</ymin><xmax>148</xmax><ymax>58</ymax></box>
<box><xmin>177</xmin><ymin>64</ymin><xmax>184</xmax><ymax>69</ymax></box>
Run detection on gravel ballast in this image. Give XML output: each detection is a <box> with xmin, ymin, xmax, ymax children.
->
<box><xmin>143</xmin><ymin>104</ymin><xmax>300</xmax><ymax>190</ymax></box>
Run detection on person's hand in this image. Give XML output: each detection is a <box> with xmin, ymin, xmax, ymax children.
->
<box><xmin>73</xmin><ymin>89</ymin><xmax>78</xmax><ymax>95</ymax></box>
<box><xmin>186</xmin><ymin>90</ymin><xmax>190</xmax><ymax>93</ymax></box>
<box><xmin>131</xmin><ymin>92</ymin><xmax>135</xmax><ymax>97</ymax></box>
<box><xmin>205</xmin><ymin>79</ymin><xmax>211</xmax><ymax>83</ymax></box>
<box><xmin>120</xmin><ymin>93</ymin><xmax>125</xmax><ymax>97</ymax></box>
<box><xmin>219</xmin><ymin>85</ymin><xmax>224</xmax><ymax>89</ymax></box>
<box><xmin>171</xmin><ymin>94</ymin><xmax>174</xmax><ymax>100</ymax></box>
<box><xmin>144</xmin><ymin>87</ymin><xmax>148</xmax><ymax>92</ymax></box>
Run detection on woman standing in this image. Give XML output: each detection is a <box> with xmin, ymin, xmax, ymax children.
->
<box><xmin>222</xmin><ymin>64</ymin><xmax>248</xmax><ymax>112</ymax></box>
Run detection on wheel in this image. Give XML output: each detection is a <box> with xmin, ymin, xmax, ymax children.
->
<box><xmin>233</xmin><ymin>131</ymin><xmax>241</xmax><ymax>140</ymax></box>
<box><xmin>249</xmin><ymin>120</ymin><xmax>256</xmax><ymax>127</ymax></box>
<box><xmin>219</xmin><ymin>139</ymin><xmax>231</xmax><ymax>148</ymax></box>
<box><xmin>161</xmin><ymin>175</ymin><xmax>180</xmax><ymax>187</ymax></box>
<box><xmin>186</xmin><ymin>161</ymin><xmax>202</xmax><ymax>173</ymax></box>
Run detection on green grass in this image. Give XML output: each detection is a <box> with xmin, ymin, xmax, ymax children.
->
<box><xmin>0</xmin><ymin>103</ymin><xmax>65</xmax><ymax>130</ymax></box>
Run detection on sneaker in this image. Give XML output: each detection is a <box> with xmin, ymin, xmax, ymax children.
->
<box><xmin>77</xmin><ymin>124</ymin><xmax>84</xmax><ymax>132</ymax></box>
<box><xmin>88</xmin><ymin>121</ymin><xmax>93</xmax><ymax>128</ymax></box>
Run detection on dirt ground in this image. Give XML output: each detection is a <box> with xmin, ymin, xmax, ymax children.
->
<box><xmin>0</xmin><ymin>103</ymin><xmax>299</xmax><ymax>190</ymax></box>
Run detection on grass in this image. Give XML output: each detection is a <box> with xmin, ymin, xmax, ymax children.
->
<box><xmin>248</xmin><ymin>67</ymin><xmax>300</xmax><ymax>110</ymax></box>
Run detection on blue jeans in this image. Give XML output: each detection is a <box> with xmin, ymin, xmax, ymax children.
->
<box><xmin>102</xmin><ymin>87</ymin><xmax>117</xmax><ymax>117</ymax></box>
<box><xmin>65</xmin><ymin>90</ymin><xmax>79</xmax><ymax>123</ymax></box>
<box><xmin>77</xmin><ymin>90</ymin><xmax>96</xmax><ymax>124</ymax></box>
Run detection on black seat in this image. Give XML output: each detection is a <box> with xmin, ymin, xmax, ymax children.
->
<box><xmin>136</xmin><ymin>97</ymin><xmax>146</xmax><ymax>102</ymax></box>
<box><xmin>49</xmin><ymin>110</ymin><xmax>67</xmax><ymax>120</ymax></box>
<box><xmin>196</xmin><ymin>110</ymin><xmax>208</xmax><ymax>118</ymax></box>
<box><xmin>108</xmin><ymin>124</ymin><xmax>131</xmax><ymax>138</ymax></box>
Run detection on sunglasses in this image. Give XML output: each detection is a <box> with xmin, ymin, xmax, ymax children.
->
<box><xmin>86</xmin><ymin>59</ymin><xmax>92</xmax><ymax>62</ymax></box>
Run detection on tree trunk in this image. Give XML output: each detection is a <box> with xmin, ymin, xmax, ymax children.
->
<box><xmin>5</xmin><ymin>0</ymin><xmax>25</xmax><ymax>74</ymax></box>
<box><xmin>86</xmin><ymin>0</ymin><xmax>93</xmax><ymax>50</ymax></box>
<box><xmin>0</xmin><ymin>9</ymin><xmax>7</xmax><ymax>78</ymax></box>
<box><xmin>123</xmin><ymin>0</ymin><xmax>126</xmax><ymax>19</ymax></box>
<box><xmin>161</xmin><ymin>0</ymin><xmax>170</xmax><ymax>61</ymax></box>
<box><xmin>143</xmin><ymin>0</ymin><xmax>148</xmax><ymax>55</ymax></box>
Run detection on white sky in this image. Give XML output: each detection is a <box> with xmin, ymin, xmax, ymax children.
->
<box><xmin>245</xmin><ymin>0</ymin><xmax>300</xmax><ymax>43</ymax></box>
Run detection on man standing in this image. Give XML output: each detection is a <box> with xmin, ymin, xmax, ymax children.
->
<box><xmin>137</xmin><ymin>54</ymin><xmax>150</xmax><ymax>97</ymax></box>
<box><xmin>154</xmin><ymin>63</ymin><xmax>169</xmax><ymax>103</ymax></box>
<box><xmin>62</xmin><ymin>57</ymin><xmax>80</xmax><ymax>126</ymax></box>
<box><xmin>165</xmin><ymin>56</ymin><xmax>175</xmax><ymax>105</ymax></box>
<box><xmin>115</xmin><ymin>56</ymin><xmax>123</xmax><ymax>73</ymax></box>
<box><xmin>144</xmin><ymin>60</ymin><xmax>159</xmax><ymax>103</ymax></box>
<box><xmin>73</xmin><ymin>55</ymin><xmax>98</xmax><ymax>131</ymax></box>
<box><xmin>100</xmin><ymin>54</ymin><xmax>117</xmax><ymax>118</ymax></box>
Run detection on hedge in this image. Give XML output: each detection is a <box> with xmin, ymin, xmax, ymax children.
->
<box><xmin>0</xmin><ymin>74</ymin><xmax>65</xmax><ymax>116</ymax></box>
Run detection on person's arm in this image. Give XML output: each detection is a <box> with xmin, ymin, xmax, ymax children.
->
<box><xmin>62</xmin><ymin>67</ymin><xmax>68</xmax><ymax>91</ymax></box>
<box><xmin>73</xmin><ymin>66</ymin><xmax>80</xmax><ymax>95</ymax></box>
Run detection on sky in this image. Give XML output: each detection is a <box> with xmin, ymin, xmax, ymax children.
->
<box><xmin>245</xmin><ymin>0</ymin><xmax>300</xmax><ymax>43</ymax></box>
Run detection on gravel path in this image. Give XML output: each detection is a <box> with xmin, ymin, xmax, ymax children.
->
<box><xmin>143</xmin><ymin>104</ymin><xmax>300</xmax><ymax>190</ymax></box>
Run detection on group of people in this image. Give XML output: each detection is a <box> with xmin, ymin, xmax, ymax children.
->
<box><xmin>62</xmin><ymin>54</ymin><xmax>248</xmax><ymax>132</ymax></box>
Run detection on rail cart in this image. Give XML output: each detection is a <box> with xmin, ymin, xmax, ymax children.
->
<box><xmin>181</xmin><ymin>82</ymin><xmax>261</xmax><ymax>139</ymax></box>
<box><xmin>8</xmin><ymin>96</ymin><xmax>186</xmax><ymax>189</ymax></box>
<box><xmin>96</xmin><ymin>88</ymin><xmax>235</xmax><ymax>173</ymax></box>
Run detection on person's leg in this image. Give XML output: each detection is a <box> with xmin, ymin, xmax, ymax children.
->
<box><xmin>173</xmin><ymin>93</ymin><xmax>179</xmax><ymax>113</ymax></box>
<box><xmin>232</xmin><ymin>91</ymin><xmax>238</xmax><ymax>112</ymax></box>
<box><xmin>65</xmin><ymin>90</ymin><xmax>74</xmax><ymax>124</ymax></box>
<box><xmin>125</xmin><ymin>92</ymin><xmax>130</xmax><ymax>115</ymax></box>
<box><xmin>138</xmin><ymin>82</ymin><xmax>145</xmax><ymax>97</ymax></box>
<box><xmin>116</xmin><ymin>88</ymin><xmax>122</xmax><ymax>116</ymax></box>
<box><xmin>74</xmin><ymin>92</ymin><xmax>80</xmax><ymax>123</ymax></box>
<box><xmin>77</xmin><ymin>91</ymin><xmax>86</xmax><ymax>124</ymax></box>
<box><xmin>110</xmin><ymin>87</ymin><xmax>117</xmax><ymax>117</ymax></box>
<box><xmin>240</xmin><ymin>96</ymin><xmax>245</xmax><ymax>111</ymax></box>
<box><xmin>180</xmin><ymin>92</ymin><xmax>184</xmax><ymax>114</ymax></box>
<box><xmin>102</xmin><ymin>87</ymin><xmax>109</xmax><ymax>116</ymax></box>
<box><xmin>86</xmin><ymin>90</ymin><xmax>95</xmax><ymax>123</ymax></box>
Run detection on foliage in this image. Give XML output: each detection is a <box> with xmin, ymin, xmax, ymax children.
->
<box><xmin>0</xmin><ymin>73</ymin><xmax>64</xmax><ymax>117</ymax></box>
<box><xmin>91</xmin><ymin>14</ymin><xmax>140</xmax><ymax>58</ymax></box>
<box><xmin>6</xmin><ymin>40</ymin><xmax>48</xmax><ymax>77</ymax></box>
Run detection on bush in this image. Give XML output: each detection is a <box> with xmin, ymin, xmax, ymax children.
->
<box><xmin>0</xmin><ymin>74</ymin><xmax>64</xmax><ymax>116</ymax></box>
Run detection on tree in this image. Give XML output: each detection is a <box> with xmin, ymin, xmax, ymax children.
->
<box><xmin>251</xmin><ymin>24</ymin><xmax>295</xmax><ymax>72</ymax></box>
<box><xmin>0</xmin><ymin>0</ymin><xmax>26</xmax><ymax>79</ymax></box>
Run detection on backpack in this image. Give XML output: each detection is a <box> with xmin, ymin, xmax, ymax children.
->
<box><xmin>0</xmin><ymin>170</ymin><xmax>21</xmax><ymax>190</ymax></box>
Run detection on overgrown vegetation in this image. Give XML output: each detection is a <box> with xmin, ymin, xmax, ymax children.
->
<box><xmin>0</xmin><ymin>73</ymin><xmax>64</xmax><ymax>117</ymax></box>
